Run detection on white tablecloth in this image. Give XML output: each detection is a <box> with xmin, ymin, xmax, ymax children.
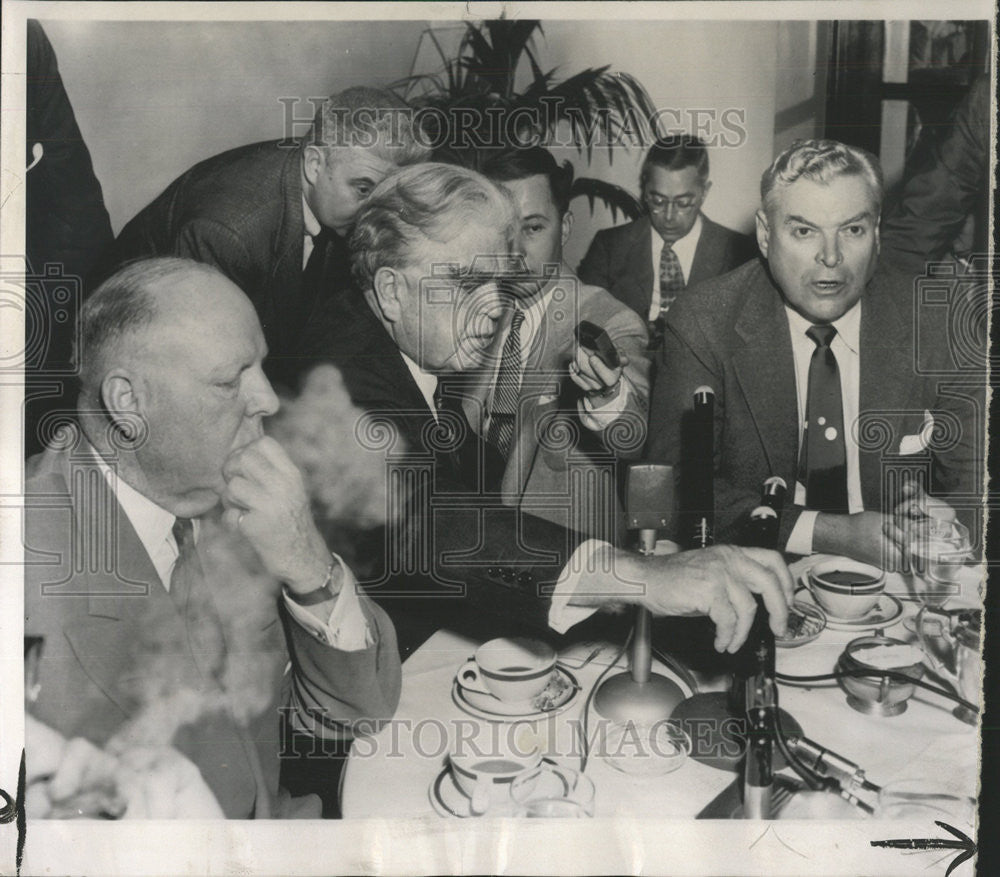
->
<box><xmin>341</xmin><ymin>559</ymin><xmax>981</xmax><ymax>819</ymax></box>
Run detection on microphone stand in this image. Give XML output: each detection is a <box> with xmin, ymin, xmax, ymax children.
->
<box><xmin>593</xmin><ymin>464</ymin><xmax>685</xmax><ymax>724</ymax></box>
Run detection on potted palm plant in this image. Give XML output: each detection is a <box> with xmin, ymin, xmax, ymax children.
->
<box><xmin>392</xmin><ymin>19</ymin><xmax>657</xmax><ymax>221</ymax></box>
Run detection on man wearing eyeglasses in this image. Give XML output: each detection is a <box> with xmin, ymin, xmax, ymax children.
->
<box><xmin>579</xmin><ymin>134</ymin><xmax>756</xmax><ymax>345</ymax></box>
<box><xmin>301</xmin><ymin>161</ymin><xmax>793</xmax><ymax>660</ymax></box>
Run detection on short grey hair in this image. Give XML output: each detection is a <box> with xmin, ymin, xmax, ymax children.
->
<box><xmin>761</xmin><ymin>139</ymin><xmax>884</xmax><ymax>213</ymax></box>
<box><xmin>307</xmin><ymin>86</ymin><xmax>431</xmax><ymax>167</ymax></box>
<box><xmin>76</xmin><ymin>257</ymin><xmax>220</xmax><ymax>390</ymax></box>
<box><xmin>350</xmin><ymin>163</ymin><xmax>515</xmax><ymax>290</ymax></box>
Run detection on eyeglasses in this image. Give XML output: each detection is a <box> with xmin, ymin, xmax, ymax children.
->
<box><xmin>644</xmin><ymin>192</ymin><xmax>700</xmax><ymax>214</ymax></box>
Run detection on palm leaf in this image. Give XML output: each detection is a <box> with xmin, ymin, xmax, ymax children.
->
<box><xmin>570</xmin><ymin>178</ymin><xmax>643</xmax><ymax>222</ymax></box>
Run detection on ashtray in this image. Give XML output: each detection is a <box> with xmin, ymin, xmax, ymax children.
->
<box><xmin>775</xmin><ymin>600</ymin><xmax>827</xmax><ymax>648</ymax></box>
<box><xmin>837</xmin><ymin>635</ymin><xmax>926</xmax><ymax>717</ymax></box>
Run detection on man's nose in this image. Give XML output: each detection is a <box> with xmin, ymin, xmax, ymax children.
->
<box><xmin>816</xmin><ymin>233</ymin><xmax>843</xmax><ymax>268</ymax></box>
<box><xmin>663</xmin><ymin>201</ymin><xmax>680</xmax><ymax>219</ymax></box>
<box><xmin>245</xmin><ymin>367</ymin><xmax>280</xmax><ymax>418</ymax></box>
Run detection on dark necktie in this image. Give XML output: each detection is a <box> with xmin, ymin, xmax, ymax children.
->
<box><xmin>801</xmin><ymin>324</ymin><xmax>849</xmax><ymax>514</ymax></box>
<box><xmin>486</xmin><ymin>308</ymin><xmax>526</xmax><ymax>461</ymax></box>
<box><xmin>301</xmin><ymin>228</ymin><xmax>333</xmax><ymax>314</ymax></box>
<box><xmin>169</xmin><ymin>516</ymin><xmax>197</xmax><ymax>611</ymax></box>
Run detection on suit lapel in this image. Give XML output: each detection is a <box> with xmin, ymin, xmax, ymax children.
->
<box><xmin>731</xmin><ymin>268</ymin><xmax>799</xmax><ymax>478</ymax></box>
<box><xmin>269</xmin><ymin>146</ymin><xmax>306</xmax><ymax>349</ymax></box>
<box><xmin>622</xmin><ymin>217</ymin><xmax>655</xmax><ymax>315</ymax></box>
<box><xmin>688</xmin><ymin>216</ymin><xmax>723</xmax><ymax>288</ymax></box>
<box><xmin>857</xmin><ymin>273</ymin><xmax>915</xmax><ymax>503</ymax></box>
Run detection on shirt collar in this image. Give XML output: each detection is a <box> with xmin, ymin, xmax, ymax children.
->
<box><xmin>651</xmin><ymin>213</ymin><xmax>703</xmax><ymax>257</ymax></box>
<box><xmin>302</xmin><ymin>191</ymin><xmax>321</xmax><ymax>239</ymax></box>
<box><xmin>86</xmin><ymin>442</ymin><xmax>184</xmax><ymax>585</ymax></box>
<box><xmin>399</xmin><ymin>351</ymin><xmax>439</xmax><ymax>415</ymax></box>
<box><xmin>784</xmin><ymin>298</ymin><xmax>862</xmax><ymax>354</ymax></box>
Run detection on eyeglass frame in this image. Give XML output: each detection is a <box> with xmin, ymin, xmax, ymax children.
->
<box><xmin>643</xmin><ymin>191</ymin><xmax>703</xmax><ymax>214</ymax></box>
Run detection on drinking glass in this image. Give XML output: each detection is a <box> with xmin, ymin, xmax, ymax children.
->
<box><xmin>907</xmin><ymin>518</ymin><xmax>971</xmax><ymax>608</ymax></box>
<box><xmin>511</xmin><ymin>764</ymin><xmax>595</xmax><ymax>818</ymax></box>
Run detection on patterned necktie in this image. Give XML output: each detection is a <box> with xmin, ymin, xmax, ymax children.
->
<box><xmin>486</xmin><ymin>308</ymin><xmax>526</xmax><ymax>460</ymax></box>
<box><xmin>801</xmin><ymin>325</ymin><xmax>849</xmax><ymax>514</ymax></box>
<box><xmin>169</xmin><ymin>516</ymin><xmax>197</xmax><ymax>611</ymax></box>
<box><xmin>658</xmin><ymin>242</ymin><xmax>685</xmax><ymax>316</ymax></box>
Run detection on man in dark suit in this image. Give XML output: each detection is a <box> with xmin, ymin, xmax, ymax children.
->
<box><xmin>90</xmin><ymin>87</ymin><xmax>430</xmax><ymax>390</ymax></box>
<box><xmin>578</xmin><ymin>134</ymin><xmax>756</xmax><ymax>342</ymax></box>
<box><xmin>647</xmin><ymin>140</ymin><xmax>983</xmax><ymax>567</ymax></box>
<box><xmin>25</xmin><ymin>258</ymin><xmax>401</xmax><ymax>818</ymax></box>
<box><xmin>303</xmin><ymin>161</ymin><xmax>793</xmax><ymax>658</ymax></box>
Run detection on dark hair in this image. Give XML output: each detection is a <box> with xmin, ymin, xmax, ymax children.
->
<box><xmin>640</xmin><ymin>134</ymin><xmax>709</xmax><ymax>187</ymax></box>
<box><xmin>479</xmin><ymin>147</ymin><xmax>575</xmax><ymax>217</ymax></box>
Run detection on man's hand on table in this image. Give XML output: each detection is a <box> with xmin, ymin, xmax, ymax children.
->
<box><xmin>572</xmin><ymin>545</ymin><xmax>793</xmax><ymax>653</ymax></box>
<box><xmin>813</xmin><ymin>510</ymin><xmax>904</xmax><ymax>571</ymax></box>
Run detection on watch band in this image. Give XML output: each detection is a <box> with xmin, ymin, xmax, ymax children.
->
<box><xmin>286</xmin><ymin>581</ymin><xmax>336</xmax><ymax>606</ymax></box>
<box><xmin>286</xmin><ymin>555</ymin><xmax>340</xmax><ymax>606</ymax></box>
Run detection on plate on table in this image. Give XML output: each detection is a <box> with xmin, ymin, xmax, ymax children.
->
<box><xmin>794</xmin><ymin>586</ymin><xmax>903</xmax><ymax>631</ymax></box>
<box><xmin>429</xmin><ymin>764</ymin><xmax>478</xmax><ymax>818</ymax></box>
<box><xmin>451</xmin><ymin>665</ymin><xmax>580</xmax><ymax>722</ymax></box>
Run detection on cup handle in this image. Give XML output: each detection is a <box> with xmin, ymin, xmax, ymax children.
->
<box><xmin>457</xmin><ymin>660</ymin><xmax>491</xmax><ymax>696</ymax></box>
<box><xmin>470</xmin><ymin>778</ymin><xmax>491</xmax><ymax>816</ymax></box>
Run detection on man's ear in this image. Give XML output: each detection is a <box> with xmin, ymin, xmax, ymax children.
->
<box><xmin>701</xmin><ymin>179</ymin><xmax>713</xmax><ymax>202</ymax></box>
<box><xmin>302</xmin><ymin>144</ymin><xmax>325</xmax><ymax>186</ymax></box>
<box><xmin>874</xmin><ymin>214</ymin><xmax>881</xmax><ymax>256</ymax></box>
<box><xmin>371</xmin><ymin>266</ymin><xmax>404</xmax><ymax>322</ymax></box>
<box><xmin>561</xmin><ymin>210</ymin><xmax>574</xmax><ymax>248</ymax></box>
<box><xmin>755</xmin><ymin>209</ymin><xmax>770</xmax><ymax>259</ymax></box>
<box><xmin>100</xmin><ymin>369</ymin><xmax>142</xmax><ymax>440</ymax></box>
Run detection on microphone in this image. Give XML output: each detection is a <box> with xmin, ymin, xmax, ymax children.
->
<box><xmin>738</xmin><ymin>493</ymin><xmax>783</xmax><ymax>818</ymax></box>
<box><xmin>592</xmin><ymin>464</ymin><xmax>685</xmax><ymax>723</ymax></box>
<box><xmin>688</xmin><ymin>386</ymin><xmax>715</xmax><ymax>549</ymax></box>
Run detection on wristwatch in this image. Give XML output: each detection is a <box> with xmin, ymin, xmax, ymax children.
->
<box><xmin>285</xmin><ymin>555</ymin><xmax>340</xmax><ymax>606</ymax></box>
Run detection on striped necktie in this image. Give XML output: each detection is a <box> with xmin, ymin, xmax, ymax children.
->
<box><xmin>486</xmin><ymin>308</ymin><xmax>526</xmax><ymax>460</ymax></box>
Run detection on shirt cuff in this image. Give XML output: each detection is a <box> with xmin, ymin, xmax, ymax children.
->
<box><xmin>578</xmin><ymin>378</ymin><xmax>633</xmax><ymax>431</ymax></box>
<box><xmin>547</xmin><ymin>539</ymin><xmax>610</xmax><ymax>633</ymax></box>
<box><xmin>785</xmin><ymin>510</ymin><xmax>818</xmax><ymax>557</ymax></box>
<box><xmin>282</xmin><ymin>556</ymin><xmax>373</xmax><ymax>651</ymax></box>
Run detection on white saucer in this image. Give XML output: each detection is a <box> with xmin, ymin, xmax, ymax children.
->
<box><xmin>451</xmin><ymin>665</ymin><xmax>580</xmax><ymax>722</ymax></box>
<box><xmin>795</xmin><ymin>585</ymin><xmax>904</xmax><ymax>631</ymax></box>
<box><xmin>428</xmin><ymin>765</ymin><xmax>477</xmax><ymax>818</ymax></box>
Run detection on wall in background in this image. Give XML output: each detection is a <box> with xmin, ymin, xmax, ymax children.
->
<box><xmin>42</xmin><ymin>18</ymin><xmax>823</xmax><ymax>266</ymax></box>
<box><xmin>536</xmin><ymin>19</ymin><xmax>780</xmax><ymax>269</ymax></box>
<box><xmin>42</xmin><ymin>19</ymin><xmax>427</xmax><ymax>233</ymax></box>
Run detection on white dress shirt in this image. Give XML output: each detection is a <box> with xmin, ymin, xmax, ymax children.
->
<box><xmin>302</xmin><ymin>195</ymin><xmax>321</xmax><ymax>269</ymax></box>
<box><xmin>647</xmin><ymin>215</ymin><xmax>703</xmax><ymax>321</ymax></box>
<box><xmin>784</xmin><ymin>301</ymin><xmax>864</xmax><ymax>555</ymax></box>
<box><xmin>92</xmin><ymin>444</ymin><xmax>370</xmax><ymax>649</ymax></box>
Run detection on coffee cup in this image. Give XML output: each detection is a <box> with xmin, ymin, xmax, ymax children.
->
<box><xmin>458</xmin><ymin>637</ymin><xmax>557</xmax><ymax>703</ymax></box>
<box><xmin>807</xmin><ymin>559</ymin><xmax>885</xmax><ymax>620</ymax></box>
<box><xmin>449</xmin><ymin>730</ymin><xmax>542</xmax><ymax>815</ymax></box>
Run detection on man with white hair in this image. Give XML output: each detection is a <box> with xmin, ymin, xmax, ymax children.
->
<box><xmin>303</xmin><ymin>161</ymin><xmax>794</xmax><ymax>658</ymax></box>
<box><xmin>25</xmin><ymin>257</ymin><xmax>400</xmax><ymax>818</ymax></box>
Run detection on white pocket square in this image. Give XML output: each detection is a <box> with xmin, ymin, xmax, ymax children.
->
<box><xmin>898</xmin><ymin>411</ymin><xmax>935</xmax><ymax>455</ymax></box>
